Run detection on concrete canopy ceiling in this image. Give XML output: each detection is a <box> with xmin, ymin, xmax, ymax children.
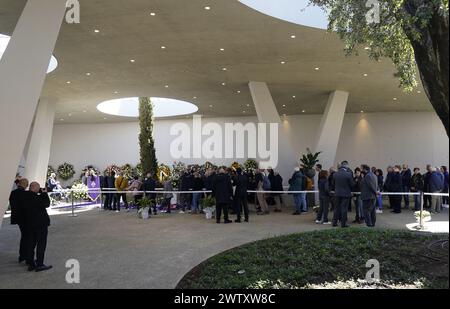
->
<box><xmin>0</xmin><ymin>0</ymin><xmax>431</xmax><ymax>124</ymax></box>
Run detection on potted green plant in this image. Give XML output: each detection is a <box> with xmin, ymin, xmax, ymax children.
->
<box><xmin>414</xmin><ymin>210</ymin><xmax>431</xmax><ymax>224</ymax></box>
<box><xmin>300</xmin><ymin>148</ymin><xmax>321</xmax><ymax>178</ymax></box>
<box><xmin>137</xmin><ymin>197</ymin><xmax>154</xmax><ymax>220</ymax></box>
<box><xmin>201</xmin><ymin>195</ymin><xmax>216</xmax><ymax>220</ymax></box>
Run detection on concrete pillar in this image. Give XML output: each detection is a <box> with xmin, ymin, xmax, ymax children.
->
<box><xmin>23</xmin><ymin>99</ymin><xmax>56</xmax><ymax>185</ymax></box>
<box><xmin>314</xmin><ymin>90</ymin><xmax>349</xmax><ymax>169</ymax></box>
<box><xmin>249</xmin><ymin>81</ymin><xmax>298</xmax><ymax>183</ymax></box>
<box><xmin>0</xmin><ymin>0</ymin><xmax>66</xmax><ymax>227</ymax></box>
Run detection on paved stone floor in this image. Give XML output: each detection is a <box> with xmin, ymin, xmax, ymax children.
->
<box><xmin>0</xmin><ymin>206</ymin><xmax>448</xmax><ymax>289</ymax></box>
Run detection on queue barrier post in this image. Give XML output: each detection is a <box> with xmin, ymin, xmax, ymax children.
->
<box><xmin>68</xmin><ymin>190</ymin><xmax>77</xmax><ymax>217</ymax></box>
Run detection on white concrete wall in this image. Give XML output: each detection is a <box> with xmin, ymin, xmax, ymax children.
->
<box><xmin>49</xmin><ymin>112</ymin><xmax>449</xmax><ymax>183</ymax></box>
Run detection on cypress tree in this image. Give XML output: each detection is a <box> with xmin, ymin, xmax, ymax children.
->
<box><xmin>139</xmin><ymin>97</ymin><xmax>158</xmax><ymax>178</ymax></box>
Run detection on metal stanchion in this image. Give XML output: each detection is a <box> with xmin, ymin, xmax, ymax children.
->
<box><xmin>419</xmin><ymin>191</ymin><xmax>424</xmax><ymax>230</ymax></box>
<box><xmin>69</xmin><ymin>190</ymin><xmax>77</xmax><ymax>217</ymax></box>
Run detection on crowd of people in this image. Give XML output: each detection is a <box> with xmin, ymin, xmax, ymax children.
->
<box><xmin>6</xmin><ymin>161</ymin><xmax>449</xmax><ymax>272</ymax></box>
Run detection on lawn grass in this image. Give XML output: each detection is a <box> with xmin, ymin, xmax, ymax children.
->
<box><xmin>177</xmin><ymin>229</ymin><xmax>448</xmax><ymax>289</ymax></box>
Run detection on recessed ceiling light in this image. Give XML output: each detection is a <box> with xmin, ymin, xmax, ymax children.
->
<box><xmin>292</xmin><ymin>95</ymin><xmax>296</xmax><ymax>99</ymax></box>
<box><xmin>222</xmin><ymin>67</ymin><xmax>227</xmax><ymax>71</ymax></box>
<box><xmin>204</xmin><ymin>6</ymin><xmax>211</xmax><ymax>10</ymax></box>
<box><xmin>237</xmin><ymin>91</ymin><xmax>241</xmax><ymax>94</ymax></box>
<box><xmin>193</xmin><ymin>96</ymin><xmax>197</xmax><ymax>99</ymax></box>
<box><xmin>66</xmin><ymin>81</ymin><xmax>71</xmax><ymax>84</ymax></box>
<box><xmin>165</xmin><ymin>85</ymin><xmax>169</xmax><ymax>88</ymax></box>
<box><xmin>221</xmin><ymin>82</ymin><xmax>226</xmax><ymax>86</ymax></box>
<box><xmin>219</xmin><ymin>48</ymin><xmax>225</xmax><ymax>52</ymax></box>
<box><xmin>363</xmin><ymin>73</ymin><xmax>368</xmax><ymax>77</ymax></box>
<box><xmin>86</xmin><ymin>72</ymin><xmax>91</xmax><ymax>76</ymax></box>
<box><xmin>315</xmin><ymin>67</ymin><xmax>320</xmax><ymax>71</ymax></box>
<box><xmin>114</xmin><ymin>91</ymin><xmax>119</xmax><ymax>94</ymax></box>
<box><xmin>417</xmin><ymin>90</ymin><xmax>422</xmax><ymax>94</ymax></box>
<box><xmin>246</xmin><ymin>104</ymin><xmax>250</xmax><ymax>107</ymax></box>
<box><xmin>302</xmin><ymin>110</ymin><xmax>306</xmax><ymax>113</ymax></box>
<box><xmin>290</xmin><ymin>35</ymin><xmax>296</xmax><ymax>39</ymax></box>
<box><xmin>161</xmin><ymin>46</ymin><xmax>166</xmax><ymax>49</ymax></box>
<box><xmin>282</xmin><ymin>104</ymin><xmax>286</xmax><ymax>107</ymax></box>
<box><xmin>94</xmin><ymin>29</ymin><xmax>100</xmax><ymax>33</ymax></box>
<box><xmin>361</xmin><ymin>110</ymin><xmax>364</xmax><ymax>113</ymax></box>
<box><xmin>281</xmin><ymin>61</ymin><xmax>286</xmax><ymax>64</ymax></box>
<box><xmin>393</xmin><ymin>97</ymin><xmax>398</xmax><ymax>101</ymax></box>
<box><xmin>242</xmin><ymin>111</ymin><xmax>246</xmax><ymax>113</ymax></box>
<box><xmin>209</xmin><ymin>105</ymin><xmax>213</xmax><ymax>108</ymax></box>
<box><xmin>130</xmin><ymin>59</ymin><xmax>136</xmax><ymax>63</ymax></box>
<box><xmin>150</xmin><ymin>12</ymin><xmax>156</xmax><ymax>16</ymax></box>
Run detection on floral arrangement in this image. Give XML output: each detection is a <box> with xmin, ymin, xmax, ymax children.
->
<box><xmin>70</xmin><ymin>182</ymin><xmax>89</xmax><ymax>200</ymax></box>
<box><xmin>47</xmin><ymin>165</ymin><xmax>56</xmax><ymax>178</ymax></box>
<box><xmin>104</xmin><ymin>164</ymin><xmax>122</xmax><ymax>176</ymax></box>
<box><xmin>157</xmin><ymin>164</ymin><xmax>172</xmax><ymax>183</ymax></box>
<box><xmin>171</xmin><ymin>161</ymin><xmax>187</xmax><ymax>187</ymax></box>
<box><xmin>231</xmin><ymin>161</ymin><xmax>241</xmax><ymax>170</ymax></box>
<box><xmin>57</xmin><ymin>162</ymin><xmax>76</xmax><ymax>181</ymax></box>
<box><xmin>121</xmin><ymin>164</ymin><xmax>134</xmax><ymax>179</ymax></box>
<box><xmin>414</xmin><ymin>210</ymin><xmax>431</xmax><ymax>222</ymax></box>
<box><xmin>244</xmin><ymin>159</ymin><xmax>258</xmax><ymax>172</ymax></box>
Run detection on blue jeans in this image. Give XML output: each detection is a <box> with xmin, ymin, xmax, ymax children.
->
<box><xmin>402</xmin><ymin>185</ymin><xmax>410</xmax><ymax>208</ymax></box>
<box><xmin>191</xmin><ymin>193</ymin><xmax>201</xmax><ymax>212</ymax></box>
<box><xmin>413</xmin><ymin>194</ymin><xmax>421</xmax><ymax>211</ymax></box>
<box><xmin>376</xmin><ymin>195</ymin><xmax>383</xmax><ymax>210</ymax></box>
<box><xmin>293</xmin><ymin>194</ymin><xmax>307</xmax><ymax>212</ymax></box>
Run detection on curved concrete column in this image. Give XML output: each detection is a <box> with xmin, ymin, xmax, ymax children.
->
<box><xmin>0</xmin><ymin>0</ymin><xmax>66</xmax><ymax>227</ymax></box>
<box><xmin>249</xmin><ymin>81</ymin><xmax>298</xmax><ymax>182</ymax></box>
<box><xmin>23</xmin><ymin>98</ymin><xmax>56</xmax><ymax>186</ymax></box>
<box><xmin>314</xmin><ymin>90</ymin><xmax>349</xmax><ymax>169</ymax></box>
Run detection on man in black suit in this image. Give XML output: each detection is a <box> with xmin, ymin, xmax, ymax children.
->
<box><xmin>212</xmin><ymin>168</ymin><xmax>233</xmax><ymax>224</ymax></box>
<box><xmin>24</xmin><ymin>182</ymin><xmax>52</xmax><ymax>272</ymax></box>
<box><xmin>9</xmin><ymin>178</ymin><xmax>29</xmax><ymax>264</ymax></box>
<box><xmin>360</xmin><ymin>165</ymin><xmax>379</xmax><ymax>227</ymax></box>
<box><xmin>233</xmin><ymin>168</ymin><xmax>249</xmax><ymax>223</ymax></box>
<box><xmin>332</xmin><ymin>161</ymin><xmax>356</xmax><ymax>228</ymax></box>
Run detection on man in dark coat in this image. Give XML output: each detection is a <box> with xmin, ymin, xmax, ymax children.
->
<box><xmin>24</xmin><ymin>182</ymin><xmax>52</xmax><ymax>272</ymax></box>
<box><xmin>104</xmin><ymin>171</ymin><xmax>117</xmax><ymax>210</ymax></box>
<box><xmin>143</xmin><ymin>173</ymin><xmax>157</xmax><ymax>215</ymax></box>
<box><xmin>401</xmin><ymin>164</ymin><xmax>412</xmax><ymax>209</ymax></box>
<box><xmin>332</xmin><ymin>161</ymin><xmax>356</xmax><ymax>228</ymax></box>
<box><xmin>387</xmin><ymin>166</ymin><xmax>403</xmax><ymax>213</ymax></box>
<box><xmin>9</xmin><ymin>178</ymin><xmax>29</xmax><ymax>263</ymax></box>
<box><xmin>360</xmin><ymin>165</ymin><xmax>378</xmax><ymax>227</ymax></box>
<box><xmin>233</xmin><ymin>168</ymin><xmax>249</xmax><ymax>223</ymax></box>
<box><xmin>212</xmin><ymin>168</ymin><xmax>233</xmax><ymax>224</ymax></box>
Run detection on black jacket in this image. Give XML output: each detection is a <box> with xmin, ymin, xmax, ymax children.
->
<box><xmin>180</xmin><ymin>173</ymin><xmax>193</xmax><ymax>191</ymax></box>
<box><xmin>9</xmin><ymin>188</ymin><xmax>26</xmax><ymax>225</ymax></box>
<box><xmin>143</xmin><ymin>178</ymin><xmax>157</xmax><ymax>199</ymax></box>
<box><xmin>271</xmin><ymin>174</ymin><xmax>284</xmax><ymax>195</ymax></box>
<box><xmin>24</xmin><ymin>191</ymin><xmax>51</xmax><ymax>228</ymax></box>
<box><xmin>333</xmin><ymin>168</ymin><xmax>356</xmax><ymax>198</ymax></box>
<box><xmin>411</xmin><ymin>173</ymin><xmax>424</xmax><ymax>192</ymax></box>
<box><xmin>401</xmin><ymin>169</ymin><xmax>412</xmax><ymax>189</ymax></box>
<box><xmin>192</xmin><ymin>177</ymin><xmax>204</xmax><ymax>191</ymax></box>
<box><xmin>234</xmin><ymin>173</ymin><xmax>249</xmax><ymax>198</ymax></box>
<box><xmin>386</xmin><ymin>172</ymin><xmax>402</xmax><ymax>192</ymax></box>
<box><xmin>212</xmin><ymin>173</ymin><xmax>233</xmax><ymax>203</ymax></box>
<box><xmin>318</xmin><ymin>178</ymin><xmax>330</xmax><ymax>199</ymax></box>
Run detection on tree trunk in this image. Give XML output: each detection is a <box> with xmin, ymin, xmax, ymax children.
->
<box><xmin>403</xmin><ymin>0</ymin><xmax>449</xmax><ymax>137</ymax></box>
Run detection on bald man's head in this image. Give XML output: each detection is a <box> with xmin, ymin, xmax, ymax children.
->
<box><xmin>29</xmin><ymin>182</ymin><xmax>41</xmax><ymax>193</ymax></box>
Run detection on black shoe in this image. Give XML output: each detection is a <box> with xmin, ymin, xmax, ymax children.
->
<box><xmin>235</xmin><ymin>219</ymin><xmax>242</xmax><ymax>223</ymax></box>
<box><xmin>244</xmin><ymin>219</ymin><xmax>249</xmax><ymax>222</ymax></box>
<box><xmin>224</xmin><ymin>220</ymin><xmax>233</xmax><ymax>224</ymax></box>
<box><xmin>216</xmin><ymin>221</ymin><xmax>221</xmax><ymax>224</ymax></box>
<box><xmin>18</xmin><ymin>257</ymin><xmax>25</xmax><ymax>264</ymax></box>
<box><xmin>35</xmin><ymin>264</ymin><xmax>53</xmax><ymax>272</ymax></box>
<box><xmin>292</xmin><ymin>212</ymin><xmax>300</xmax><ymax>215</ymax></box>
<box><xmin>27</xmin><ymin>264</ymin><xmax>36</xmax><ymax>272</ymax></box>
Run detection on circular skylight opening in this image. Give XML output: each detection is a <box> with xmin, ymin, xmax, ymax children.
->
<box><xmin>97</xmin><ymin>97</ymin><xmax>199</xmax><ymax>118</ymax></box>
<box><xmin>238</xmin><ymin>0</ymin><xmax>328</xmax><ymax>30</ymax></box>
<box><xmin>0</xmin><ymin>34</ymin><xmax>58</xmax><ymax>73</ymax></box>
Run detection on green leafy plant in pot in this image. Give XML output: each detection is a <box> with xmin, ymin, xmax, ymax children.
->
<box><xmin>201</xmin><ymin>195</ymin><xmax>216</xmax><ymax>220</ymax></box>
<box><xmin>300</xmin><ymin>148</ymin><xmax>321</xmax><ymax>179</ymax></box>
<box><xmin>137</xmin><ymin>197</ymin><xmax>154</xmax><ymax>219</ymax></box>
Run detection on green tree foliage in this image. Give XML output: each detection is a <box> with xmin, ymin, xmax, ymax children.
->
<box><xmin>310</xmin><ymin>0</ymin><xmax>449</xmax><ymax>136</ymax></box>
<box><xmin>139</xmin><ymin>97</ymin><xmax>158</xmax><ymax>178</ymax></box>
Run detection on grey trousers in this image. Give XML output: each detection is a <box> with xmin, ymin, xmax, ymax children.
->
<box><xmin>363</xmin><ymin>199</ymin><xmax>376</xmax><ymax>227</ymax></box>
